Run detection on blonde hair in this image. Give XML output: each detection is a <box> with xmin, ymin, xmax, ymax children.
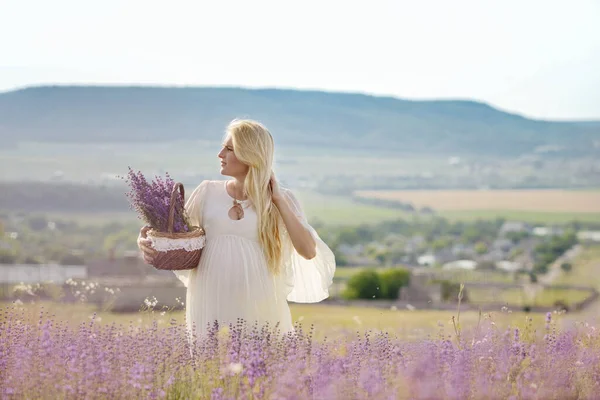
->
<box><xmin>227</xmin><ymin>119</ymin><xmax>283</xmax><ymax>275</ymax></box>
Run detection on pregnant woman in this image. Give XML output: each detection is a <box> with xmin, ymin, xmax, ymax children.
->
<box><xmin>138</xmin><ymin>119</ymin><xmax>336</xmax><ymax>338</ymax></box>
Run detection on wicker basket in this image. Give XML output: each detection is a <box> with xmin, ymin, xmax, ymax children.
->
<box><xmin>143</xmin><ymin>182</ymin><xmax>205</xmax><ymax>271</ymax></box>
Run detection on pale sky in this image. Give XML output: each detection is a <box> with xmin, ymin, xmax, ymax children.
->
<box><xmin>1</xmin><ymin>0</ymin><xmax>599</xmax><ymax>120</ymax></box>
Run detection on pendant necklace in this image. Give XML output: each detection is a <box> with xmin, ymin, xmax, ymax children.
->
<box><xmin>228</xmin><ymin>181</ymin><xmax>247</xmax><ymax>220</ymax></box>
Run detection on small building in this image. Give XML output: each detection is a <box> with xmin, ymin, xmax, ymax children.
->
<box><xmin>337</xmin><ymin>243</ymin><xmax>364</xmax><ymax>257</ymax></box>
<box><xmin>417</xmin><ymin>254</ymin><xmax>436</xmax><ymax>266</ymax></box>
<box><xmin>492</xmin><ymin>238</ymin><xmax>514</xmax><ymax>252</ymax></box>
<box><xmin>451</xmin><ymin>243</ymin><xmax>476</xmax><ymax>257</ymax></box>
<box><xmin>442</xmin><ymin>259</ymin><xmax>477</xmax><ymax>270</ymax></box>
<box><xmin>479</xmin><ymin>249</ymin><xmax>507</xmax><ymax>263</ymax></box>
<box><xmin>500</xmin><ymin>221</ymin><xmax>532</xmax><ymax>236</ymax></box>
<box><xmin>495</xmin><ymin>260</ymin><xmax>522</xmax><ymax>272</ymax></box>
<box><xmin>533</xmin><ymin>226</ymin><xmax>564</xmax><ymax>237</ymax></box>
<box><xmin>417</xmin><ymin>249</ymin><xmax>456</xmax><ymax>267</ymax></box>
<box><xmin>577</xmin><ymin>231</ymin><xmax>600</xmax><ymax>242</ymax></box>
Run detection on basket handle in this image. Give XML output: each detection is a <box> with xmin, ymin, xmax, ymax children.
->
<box><xmin>167</xmin><ymin>182</ymin><xmax>185</xmax><ymax>234</ymax></box>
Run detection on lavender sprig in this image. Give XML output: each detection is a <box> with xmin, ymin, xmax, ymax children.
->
<box><xmin>121</xmin><ymin>167</ymin><xmax>191</xmax><ymax>233</ymax></box>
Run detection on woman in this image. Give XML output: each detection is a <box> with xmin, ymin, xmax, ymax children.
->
<box><xmin>138</xmin><ymin>119</ymin><xmax>336</xmax><ymax>337</ymax></box>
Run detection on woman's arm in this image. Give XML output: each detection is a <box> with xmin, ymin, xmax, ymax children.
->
<box><xmin>273</xmin><ymin>194</ymin><xmax>317</xmax><ymax>260</ymax></box>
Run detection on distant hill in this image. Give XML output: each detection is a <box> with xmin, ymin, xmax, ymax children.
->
<box><xmin>1</xmin><ymin>85</ymin><xmax>599</xmax><ymax>156</ymax></box>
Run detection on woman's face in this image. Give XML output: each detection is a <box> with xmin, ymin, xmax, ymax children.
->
<box><xmin>218</xmin><ymin>135</ymin><xmax>249</xmax><ymax>178</ymax></box>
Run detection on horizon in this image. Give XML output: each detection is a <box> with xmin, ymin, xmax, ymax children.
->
<box><xmin>2</xmin><ymin>0</ymin><xmax>599</xmax><ymax>120</ymax></box>
<box><xmin>2</xmin><ymin>83</ymin><xmax>598</xmax><ymax>124</ymax></box>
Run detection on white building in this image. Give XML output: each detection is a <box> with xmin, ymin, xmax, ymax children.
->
<box><xmin>442</xmin><ymin>259</ymin><xmax>477</xmax><ymax>270</ymax></box>
<box><xmin>496</xmin><ymin>260</ymin><xmax>522</xmax><ymax>272</ymax></box>
<box><xmin>578</xmin><ymin>231</ymin><xmax>600</xmax><ymax>242</ymax></box>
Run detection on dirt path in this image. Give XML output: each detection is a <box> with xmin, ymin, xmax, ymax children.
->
<box><xmin>539</xmin><ymin>244</ymin><xmax>582</xmax><ymax>285</ymax></box>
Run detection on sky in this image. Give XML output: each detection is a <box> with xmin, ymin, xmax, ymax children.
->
<box><xmin>1</xmin><ymin>0</ymin><xmax>599</xmax><ymax>120</ymax></box>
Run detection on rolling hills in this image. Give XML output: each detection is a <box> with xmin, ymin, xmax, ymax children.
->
<box><xmin>1</xmin><ymin>85</ymin><xmax>599</xmax><ymax>157</ymax></box>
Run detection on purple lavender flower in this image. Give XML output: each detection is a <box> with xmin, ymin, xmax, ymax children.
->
<box><xmin>121</xmin><ymin>167</ymin><xmax>191</xmax><ymax>233</ymax></box>
<box><xmin>1</xmin><ymin>303</ymin><xmax>599</xmax><ymax>399</ymax></box>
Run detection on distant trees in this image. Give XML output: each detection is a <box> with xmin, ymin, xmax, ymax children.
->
<box><xmin>343</xmin><ymin>270</ymin><xmax>381</xmax><ymax>300</ymax></box>
<box><xmin>0</xmin><ymin>250</ymin><xmax>17</xmax><ymax>264</ymax></box>
<box><xmin>0</xmin><ymin>182</ymin><xmax>129</xmax><ymax>213</ymax></box>
<box><xmin>342</xmin><ymin>268</ymin><xmax>411</xmax><ymax>300</ymax></box>
<box><xmin>533</xmin><ymin>231</ymin><xmax>578</xmax><ymax>274</ymax></box>
<box><xmin>379</xmin><ymin>269</ymin><xmax>410</xmax><ymax>299</ymax></box>
<box><xmin>560</xmin><ymin>262</ymin><xmax>573</xmax><ymax>272</ymax></box>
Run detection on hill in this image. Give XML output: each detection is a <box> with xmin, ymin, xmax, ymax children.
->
<box><xmin>1</xmin><ymin>85</ymin><xmax>599</xmax><ymax>156</ymax></box>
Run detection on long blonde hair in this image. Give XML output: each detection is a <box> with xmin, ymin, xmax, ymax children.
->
<box><xmin>227</xmin><ymin>119</ymin><xmax>283</xmax><ymax>275</ymax></box>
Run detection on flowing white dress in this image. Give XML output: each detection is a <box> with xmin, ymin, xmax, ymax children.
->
<box><xmin>172</xmin><ymin>180</ymin><xmax>336</xmax><ymax>337</ymax></box>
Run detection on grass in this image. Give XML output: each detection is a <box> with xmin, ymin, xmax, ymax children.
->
<box><xmin>295</xmin><ymin>191</ymin><xmax>411</xmax><ymax>226</ymax></box>
<box><xmin>554</xmin><ymin>245</ymin><xmax>600</xmax><ymax>289</ymax></box>
<box><xmin>1</xmin><ymin>299</ymin><xmax>555</xmax><ymax>340</ymax></box>
<box><xmin>298</xmin><ymin>191</ymin><xmax>600</xmax><ymax>226</ymax></box>
<box><xmin>13</xmin><ymin>189</ymin><xmax>600</xmax><ymax>228</ymax></box>
<box><xmin>29</xmin><ymin>207</ymin><xmax>600</xmax><ymax>229</ymax></box>
<box><xmin>466</xmin><ymin>287</ymin><xmax>591</xmax><ymax>308</ymax></box>
<box><xmin>289</xmin><ymin>303</ymin><xmax>540</xmax><ymax>339</ymax></box>
<box><xmin>335</xmin><ymin>267</ymin><xmax>523</xmax><ymax>284</ymax></box>
<box><xmin>334</xmin><ymin>266</ymin><xmax>390</xmax><ymax>280</ymax></box>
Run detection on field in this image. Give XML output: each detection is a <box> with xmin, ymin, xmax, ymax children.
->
<box><xmin>295</xmin><ymin>191</ymin><xmax>410</xmax><ymax>226</ymax></box>
<box><xmin>354</xmin><ymin>189</ymin><xmax>600</xmax><ymax>213</ymax></box>
<box><xmin>555</xmin><ymin>245</ymin><xmax>600</xmax><ymax>289</ymax></box>
<box><xmin>355</xmin><ymin>189</ymin><xmax>600</xmax><ymax>223</ymax></box>
<box><xmin>4</xmin><ymin>141</ymin><xmax>600</xmax><ymax>226</ymax></box>
<box><xmin>4</xmin><ymin>252</ymin><xmax>600</xmax><ymax>398</ymax></box>
<box><xmin>3</xmin><ymin>297</ymin><xmax>600</xmax><ymax>398</ymax></box>
<box><xmin>40</xmin><ymin>189</ymin><xmax>600</xmax><ymax>229</ymax></box>
<box><xmin>0</xmin><ymin>299</ymin><xmax>577</xmax><ymax>340</ymax></box>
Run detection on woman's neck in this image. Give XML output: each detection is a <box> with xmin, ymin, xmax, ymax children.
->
<box><xmin>228</xmin><ymin>177</ymin><xmax>247</xmax><ymax>200</ymax></box>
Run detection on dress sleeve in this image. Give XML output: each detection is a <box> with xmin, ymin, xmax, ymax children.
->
<box><xmin>281</xmin><ymin>188</ymin><xmax>336</xmax><ymax>303</ymax></box>
<box><xmin>172</xmin><ymin>180</ymin><xmax>209</xmax><ymax>287</ymax></box>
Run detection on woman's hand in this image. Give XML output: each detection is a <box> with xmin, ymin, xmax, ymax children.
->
<box><xmin>137</xmin><ymin>225</ymin><xmax>156</xmax><ymax>265</ymax></box>
<box><xmin>270</xmin><ymin>172</ymin><xmax>284</xmax><ymax>204</ymax></box>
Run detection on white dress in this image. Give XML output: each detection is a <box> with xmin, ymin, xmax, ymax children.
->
<box><xmin>172</xmin><ymin>180</ymin><xmax>336</xmax><ymax>337</ymax></box>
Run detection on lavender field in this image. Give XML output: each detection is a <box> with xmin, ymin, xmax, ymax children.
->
<box><xmin>1</xmin><ymin>295</ymin><xmax>599</xmax><ymax>400</ymax></box>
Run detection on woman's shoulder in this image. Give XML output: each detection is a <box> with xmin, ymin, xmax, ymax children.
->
<box><xmin>192</xmin><ymin>179</ymin><xmax>225</xmax><ymax>189</ymax></box>
<box><xmin>185</xmin><ymin>180</ymin><xmax>224</xmax><ymax>200</ymax></box>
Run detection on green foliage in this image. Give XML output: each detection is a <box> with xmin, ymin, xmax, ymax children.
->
<box><xmin>330</xmin><ymin>245</ymin><xmax>348</xmax><ymax>267</ymax></box>
<box><xmin>533</xmin><ymin>231</ymin><xmax>578</xmax><ymax>274</ymax></box>
<box><xmin>529</xmin><ymin>272</ymin><xmax>538</xmax><ymax>283</ymax></box>
<box><xmin>560</xmin><ymin>262</ymin><xmax>572</xmax><ymax>272</ymax></box>
<box><xmin>342</xmin><ymin>268</ymin><xmax>411</xmax><ymax>300</ymax></box>
<box><xmin>505</xmin><ymin>230</ymin><xmax>530</xmax><ymax>243</ymax></box>
<box><xmin>335</xmin><ymin>225</ymin><xmax>374</xmax><ymax>246</ymax></box>
<box><xmin>342</xmin><ymin>269</ymin><xmax>381</xmax><ymax>300</ymax></box>
<box><xmin>0</xmin><ymin>182</ymin><xmax>129</xmax><ymax>213</ymax></box>
<box><xmin>379</xmin><ymin>268</ymin><xmax>411</xmax><ymax>299</ymax></box>
<box><xmin>0</xmin><ymin>250</ymin><xmax>17</xmax><ymax>264</ymax></box>
<box><xmin>474</xmin><ymin>242</ymin><xmax>488</xmax><ymax>255</ymax></box>
<box><xmin>430</xmin><ymin>237</ymin><xmax>452</xmax><ymax>251</ymax></box>
<box><xmin>436</xmin><ymin>280</ymin><xmax>467</xmax><ymax>302</ymax></box>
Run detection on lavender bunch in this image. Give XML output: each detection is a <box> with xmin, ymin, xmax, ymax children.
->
<box><xmin>122</xmin><ymin>167</ymin><xmax>191</xmax><ymax>233</ymax></box>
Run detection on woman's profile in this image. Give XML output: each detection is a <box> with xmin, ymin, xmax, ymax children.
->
<box><xmin>138</xmin><ymin>119</ymin><xmax>336</xmax><ymax>337</ymax></box>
